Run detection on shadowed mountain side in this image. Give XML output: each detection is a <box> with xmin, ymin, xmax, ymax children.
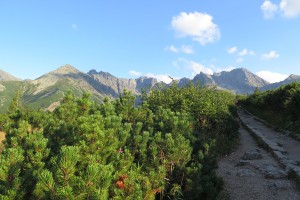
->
<box><xmin>183</xmin><ymin>68</ymin><xmax>270</xmax><ymax>94</ymax></box>
<box><xmin>261</xmin><ymin>74</ymin><xmax>300</xmax><ymax>91</ymax></box>
<box><xmin>213</xmin><ymin>68</ymin><xmax>269</xmax><ymax>94</ymax></box>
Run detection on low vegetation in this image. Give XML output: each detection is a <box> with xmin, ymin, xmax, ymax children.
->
<box><xmin>0</xmin><ymin>131</ymin><xmax>5</xmax><ymax>151</ymax></box>
<box><xmin>0</xmin><ymin>84</ymin><xmax>238</xmax><ymax>199</ymax></box>
<box><xmin>239</xmin><ymin>82</ymin><xmax>300</xmax><ymax>134</ymax></box>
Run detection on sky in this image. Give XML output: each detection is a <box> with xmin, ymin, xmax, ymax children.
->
<box><xmin>0</xmin><ymin>0</ymin><xmax>300</xmax><ymax>83</ymax></box>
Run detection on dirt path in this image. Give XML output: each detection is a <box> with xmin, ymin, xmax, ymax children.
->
<box><xmin>217</xmin><ymin>113</ymin><xmax>300</xmax><ymax>199</ymax></box>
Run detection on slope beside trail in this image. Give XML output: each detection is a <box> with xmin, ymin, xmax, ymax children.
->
<box><xmin>217</xmin><ymin>108</ymin><xmax>300</xmax><ymax>200</ymax></box>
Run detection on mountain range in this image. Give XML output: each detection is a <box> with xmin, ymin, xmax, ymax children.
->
<box><xmin>0</xmin><ymin>65</ymin><xmax>299</xmax><ymax>111</ymax></box>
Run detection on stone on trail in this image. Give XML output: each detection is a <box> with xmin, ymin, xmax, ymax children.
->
<box><xmin>236</xmin><ymin>159</ymin><xmax>251</xmax><ymax>167</ymax></box>
<box><xmin>263</xmin><ymin>165</ymin><xmax>287</xmax><ymax>179</ymax></box>
<box><xmin>241</xmin><ymin>149</ymin><xmax>263</xmax><ymax>160</ymax></box>
<box><xmin>268</xmin><ymin>181</ymin><xmax>290</xmax><ymax>190</ymax></box>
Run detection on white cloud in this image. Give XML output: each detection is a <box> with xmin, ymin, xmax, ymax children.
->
<box><xmin>164</xmin><ymin>45</ymin><xmax>194</xmax><ymax>54</ymax></box>
<box><xmin>256</xmin><ymin>71</ymin><xmax>288</xmax><ymax>83</ymax></box>
<box><xmin>260</xmin><ymin>0</ymin><xmax>300</xmax><ymax>19</ymax></box>
<box><xmin>190</xmin><ymin>61</ymin><xmax>213</xmax><ymax>75</ymax></box>
<box><xmin>164</xmin><ymin>45</ymin><xmax>179</xmax><ymax>53</ymax></box>
<box><xmin>249</xmin><ymin>50</ymin><xmax>255</xmax><ymax>55</ymax></box>
<box><xmin>280</xmin><ymin>0</ymin><xmax>300</xmax><ymax>18</ymax></box>
<box><xmin>216</xmin><ymin>66</ymin><xmax>236</xmax><ymax>72</ymax></box>
<box><xmin>145</xmin><ymin>73</ymin><xmax>173</xmax><ymax>84</ymax></box>
<box><xmin>171</xmin><ymin>12</ymin><xmax>220</xmax><ymax>45</ymax></box>
<box><xmin>176</xmin><ymin>58</ymin><xmax>213</xmax><ymax>77</ymax></box>
<box><xmin>261</xmin><ymin>51</ymin><xmax>280</xmax><ymax>60</ymax></box>
<box><xmin>238</xmin><ymin>48</ymin><xmax>248</xmax><ymax>56</ymax></box>
<box><xmin>181</xmin><ymin>45</ymin><xmax>194</xmax><ymax>54</ymax></box>
<box><xmin>128</xmin><ymin>70</ymin><xmax>172</xmax><ymax>83</ymax></box>
<box><xmin>71</xmin><ymin>24</ymin><xmax>78</xmax><ymax>30</ymax></box>
<box><xmin>227</xmin><ymin>46</ymin><xmax>238</xmax><ymax>54</ymax></box>
<box><xmin>129</xmin><ymin>70</ymin><xmax>142</xmax><ymax>76</ymax></box>
<box><xmin>261</xmin><ymin>1</ymin><xmax>278</xmax><ymax>19</ymax></box>
<box><xmin>236</xmin><ymin>57</ymin><xmax>244</xmax><ymax>63</ymax></box>
<box><xmin>229</xmin><ymin>47</ymin><xmax>255</xmax><ymax>56</ymax></box>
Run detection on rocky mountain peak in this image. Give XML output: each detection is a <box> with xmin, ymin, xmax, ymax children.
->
<box><xmin>53</xmin><ymin>64</ymin><xmax>81</xmax><ymax>74</ymax></box>
<box><xmin>87</xmin><ymin>69</ymin><xmax>98</xmax><ymax>75</ymax></box>
<box><xmin>87</xmin><ymin>70</ymin><xmax>116</xmax><ymax>79</ymax></box>
<box><xmin>287</xmin><ymin>74</ymin><xmax>300</xmax><ymax>81</ymax></box>
<box><xmin>189</xmin><ymin>68</ymin><xmax>270</xmax><ymax>94</ymax></box>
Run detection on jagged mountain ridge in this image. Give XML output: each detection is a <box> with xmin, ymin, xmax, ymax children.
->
<box><xmin>0</xmin><ymin>65</ymin><xmax>299</xmax><ymax>111</ymax></box>
<box><xmin>191</xmin><ymin>68</ymin><xmax>270</xmax><ymax>94</ymax></box>
<box><xmin>0</xmin><ymin>65</ymin><xmax>158</xmax><ymax>111</ymax></box>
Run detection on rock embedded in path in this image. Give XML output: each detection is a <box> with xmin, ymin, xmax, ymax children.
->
<box><xmin>236</xmin><ymin>160</ymin><xmax>251</xmax><ymax>167</ymax></box>
<box><xmin>241</xmin><ymin>149</ymin><xmax>263</xmax><ymax>160</ymax></box>
<box><xmin>273</xmin><ymin>150</ymin><xmax>287</xmax><ymax>161</ymax></box>
<box><xmin>263</xmin><ymin>165</ymin><xmax>287</xmax><ymax>179</ymax></box>
<box><xmin>268</xmin><ymin>181</ymin><xmax>290</xmax><ymax>190</ymax></box>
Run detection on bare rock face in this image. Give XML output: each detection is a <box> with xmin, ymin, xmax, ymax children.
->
<box><xmin>190</xmin><ymin>68</ymin><xmax>270</xmax><ymax>94</ymax></box>
<box><xmin>178</xmin><ymin>77</ymin><xmax>191</xmax><ymax>87</ymax></box>
<box><xmin>212</xmin><ymin>68</ymin><xmax>269</xmax><ymax>94</ymax></box>
<box><xmin>87</xmin><ymin>70</ymin><xmax>157</xmax><ymax>97</ymax></box>
<box><xmin>192</xmin><ymin>72</ymin><xmax>215</xmax><ymax>86</ymax></box>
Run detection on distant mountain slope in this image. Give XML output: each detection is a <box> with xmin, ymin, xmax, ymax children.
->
<box><xmin>0</xmin><ymin>65</ymin><xmax>158</xmax><ymax>111</ymax></box>
<box><xmin>188</xmin><ymin>68</ymin><xmax>269</xmax><ymax>94</ymax></box>
<box><xmin>192</xmin><ymin>72</ymin><xmax>215</xmax><ymax>86</ymax></box>
<box><xmin>0</xmin><ymin>81</ymin><xmax>24</xmax><ymax>111</ymax></box>
<box><xmin>0</xmin><ymin>69</ymin><xmax>21</xmax><ymax>81</ymax></box>
<box><xmin>261</xmin><ymin>74</ymin><xmax>300</xmax><ymax>91</ymax></box>
<box><xmin>0</xmin><ymin>65</ymin><xmax>300</xmax><ymax>111</ymax></box>
<box><xmin>87</xmin><ymin>70</ymin><xmax>157</xmax><ymax>97</ymax></box>
<box><xmin>212</xmin><ymin>68</ymin><xmax>269</xmax><ymax>94</ymax></box>
<box><xmin>0</xmin><ymin>69</ymin><xmax>23</xmax><ymax>111</ymax></box>
<box><xmin>21</xmin><ymin>65</ymin><xmax>106</xmax><ymax>109</ymax></box>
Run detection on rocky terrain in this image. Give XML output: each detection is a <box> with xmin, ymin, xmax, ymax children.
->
<box><xmin>218</xmin><ymin>108</ymin><xmax>300</xmax><ymax>200</ymax></box>
<box><xmin>194</xmin><ymin>68</ymin><xmax>269</xmax><ymax>94</ymax></box>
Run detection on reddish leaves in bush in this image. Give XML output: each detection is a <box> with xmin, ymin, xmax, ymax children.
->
<box><xmin>116</xmin><ymin>175</ymin><xmax>127</xmax><ymax>189</ymax></box>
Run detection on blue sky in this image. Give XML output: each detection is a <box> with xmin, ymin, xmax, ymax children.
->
<box><xmin>1</xmin><ymin>0</ymin><xmax>300</xmax><ymax>83</ymax></box>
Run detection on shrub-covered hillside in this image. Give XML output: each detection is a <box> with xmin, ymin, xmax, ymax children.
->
<box><xmin>239</xmin><ymin>82</ymin><xmax>300</xmax><ymax>134</ymax></box>
<box><xmin>0</xmin><ymin>84</ymin><xmax>238</xmax><ymax>199</ymax></box>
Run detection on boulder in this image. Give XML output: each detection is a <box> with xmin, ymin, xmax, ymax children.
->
<box><xmin>242</xmin><ymin>149</ymin><xmax>263</xmax><ymax>160</ymax></box>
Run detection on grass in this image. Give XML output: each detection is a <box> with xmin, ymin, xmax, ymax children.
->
<box><xmin>1</xmin><ymin>78</ymin><xmax>104</xmax><ymax>111</ymax></box>
<box><xmin>0</xmin><ymin>81</ymin><xmax>23</xmax><ymax>113</ymax></box>
<box><xmin>22</xmin><ymin>79</ymin><xmax>103</xmax><ymax>110</ymax></box>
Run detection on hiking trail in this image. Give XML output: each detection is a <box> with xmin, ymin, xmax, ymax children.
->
<box><xmin>217</xmin><ymin>108</ymin><xmax>300</xmax><ymax>200</ymax></box>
